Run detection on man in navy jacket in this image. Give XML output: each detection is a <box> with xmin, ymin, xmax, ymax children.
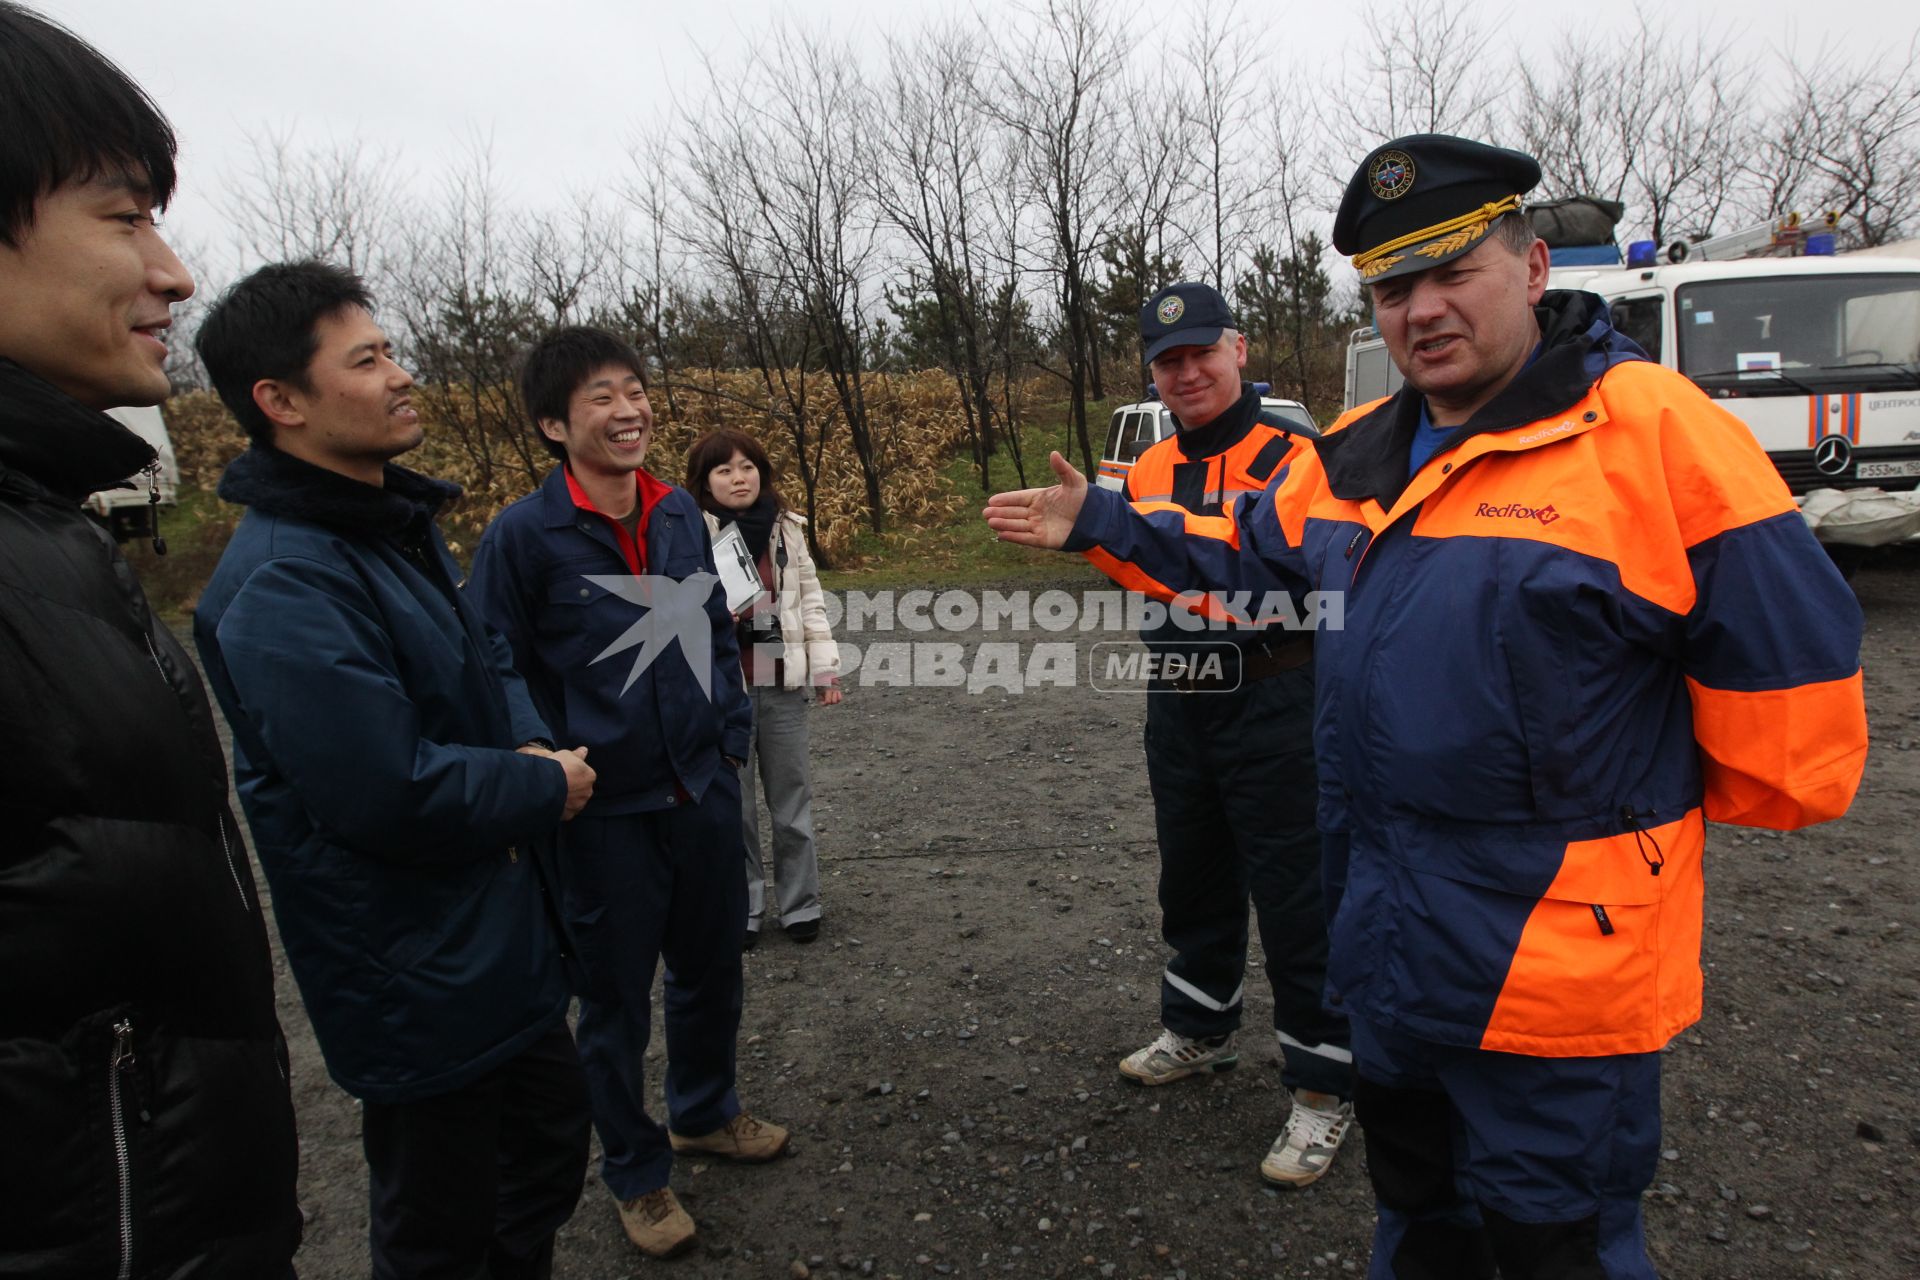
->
<box><xmin>469</xmin><ymin>327</ymin><xmax>779</xmax><ymax>1260</ymax></box>
<box><xmin>193</xmin><ymin>261</ymin><xmax>597</xmax><ymax>1280</ymax></box>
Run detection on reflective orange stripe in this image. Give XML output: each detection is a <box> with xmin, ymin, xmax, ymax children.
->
<box><xmin>1687</xmin><ymin>671</ymin><xmax>1867</xmax><ymax>828</ymax></box>
<box><xmin>1124</xmin><ymin>421</ymin><xmax>1308</xmax><ymax>509</ymax></box>
<box><xmin>1482</xmin><ymin>811</ymin><xmax>1705</xmax><ymax>1057</ymax></box>
<box><xmin>1086</xmin><ymin>503</ymin><xmax>1250</xmax><ymax>623</ymax></box>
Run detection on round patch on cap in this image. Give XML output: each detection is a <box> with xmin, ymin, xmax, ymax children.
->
<box><xmin>1368</xmin><ymin>149</ymin><xmax>1416</xmax><ymax>201</ymax></box>
<box><xmin>1156</xmin><ymin>295</ymin><xmax>1185</xmax><ymax>325</ymax></box>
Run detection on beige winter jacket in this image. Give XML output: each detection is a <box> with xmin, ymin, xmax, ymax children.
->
<box><xmin>703</xmin><ymin>508</ymin><xmax>840</xmax><ymax>689</ymax></box>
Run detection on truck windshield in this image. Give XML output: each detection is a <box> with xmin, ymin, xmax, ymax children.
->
<box><xmin>1676</xmin><ymin>272</ymin><xmax>1920</xmax><ymax>393</ymax></box>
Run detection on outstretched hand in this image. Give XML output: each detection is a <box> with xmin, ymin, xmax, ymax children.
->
<box><xmin>982</xmin><ymin>451</ymin><xmax>1088</xmax><ymax>550</ymax></box>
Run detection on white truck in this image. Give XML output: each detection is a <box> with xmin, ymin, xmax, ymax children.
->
<box><xmin>85</xmin><ymin>404</ymin><xmax>178</xmax><ymax>543</ymax></box>
<box><xmin>1343</xmin><ymin>219</ymin><xmax>1920</xmax><ymax>546</ymax></box>
<box><xmin>1097</xmin><ymin>386</ymin><xmax>1318</xmax><ymax>492</ymax></box>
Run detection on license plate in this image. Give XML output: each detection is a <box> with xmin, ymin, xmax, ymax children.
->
<box><xmin>1855</xmin><ymin>459</ymin><xmax>1920</xmax><ymax>480</ymax></box>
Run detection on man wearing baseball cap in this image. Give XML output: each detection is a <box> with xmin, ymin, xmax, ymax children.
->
<box><xmin>987</xmin><ymin>134</ymin><xmax>1866</xmax><ymax>1277</ymax></box>
<box><xmin>1105</xmin><ymin>282</ymin><xmax>1354</xmax><ymax>1189</ymax></box>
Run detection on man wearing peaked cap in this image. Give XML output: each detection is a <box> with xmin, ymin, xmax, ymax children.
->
<box><xmin>1111</xmin><ymin>281</ymin><xmax>1354</xmax><ymax>1191</ymax></box>
<box><xmin>1138</xmin><ymin>280</ymin><xmax>1236</xmax><ymax>361</ymax></box>
<box><xmin>1332</xmin><ymin>134</ymin><xmax>1543</xmax><ymax>284</ymax></box>
<box><xmin>985</xmin><ymin>133</ymin><xmax>1866</xmax><ymax>1278</ymax></box>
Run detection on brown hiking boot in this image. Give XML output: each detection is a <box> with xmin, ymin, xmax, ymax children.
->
<box><xmin>668</xmin><ymin>1112</ymin><xmax>790</xmax><ymax>1162</ymax></box>
<box><xmin>617</xmin><ymin>1187</ymin><xmax>696</xmax><ymax>1258</ymax></box>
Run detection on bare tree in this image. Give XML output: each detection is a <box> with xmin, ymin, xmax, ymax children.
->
<box><xmin>1778</xmin><ymin>37</ymin><xmax>1920</xmax><ymax>246</ymax></box>
<box><xmin>516</xmin><ymin>195</ymin><xmax>617</xmax><ymax>329</ymax></box>
<box><xmin>390</xmin><ymin>137</ymin><xmax>545</xmax><ymax>496</ymax></box>
<box><xmin>1513</xmin><ymin>30</ymin><xmax>1649</xmax><ymax>206</ymax></box>
<box><xmin>1503</xmin><ymin>12</ymin><xmax>1754</xmax><ymax>245</ymax></box>
<box><xmin>1622</xmin><ymin>21</ymin><xmax>1753</xmax><ymax>244</ymax></box>
<box><xmin>1247</xmin><ymin>88</ymin><xmax>1341</xmax><ymax>411</ymax></box>
<box><xmin>675</xmin><ymin>51</ymin><xmax>839</xmax><ymax>555</ymax></box>
<box><xmin>1327</xmin><ymin>0</ymin><xmax>1508</xmax><ymax>161</ymax></box>
<box><xmin>616</xmin><ymin>140</ymin><xmax>687</xmax><ymax>418</ymax></box>
<box><xmin>220</xmin><ymin>128</ymin><xmax>402</xmax><ymax>282</ymax></box>
<box><xmin>737</xmin><ymin>27</ymin><xmax>889</xmax><ymax>534</ymax></box>
<box><xmin>874</xmin><ymin>24</ymin><xmax>1016</xmax><ymax>491</ymax></box>
<box><xmin>1096</xmin><ymin>68</ymin><xmax>1193</xmax><ymax>382</ymax></box>
<box><xmin>1175</xmin><ymin>0</ymin><xmax>1258</xmax><ymax>287</ymax></box>
<box><xmin>986</xmin><ymin>0</ymin><xmax>1128</xmax><ymax>474</ymax></box>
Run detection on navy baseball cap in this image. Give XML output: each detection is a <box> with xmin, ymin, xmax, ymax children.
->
<box><xmin>1332</xmin><ymin>134</ymin><xmax>1541</xmax><ymax>284</ymax></box>
<box><xmin>1139</xmin><ymin>282</ymin><xmax>1237</xmax><ymax>364</ymax></box>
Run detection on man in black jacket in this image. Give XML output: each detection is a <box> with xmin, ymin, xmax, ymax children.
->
<box><xmin>0</xmin><ymin>4</ymin><xmax>302</xmax><ymax>1276</ymax></box>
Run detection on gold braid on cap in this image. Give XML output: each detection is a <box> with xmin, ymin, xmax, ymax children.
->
<box><xmin>1353</xmin><ymin>196</ymin><xmax>1523</xmax><ymax>279</ymax></box>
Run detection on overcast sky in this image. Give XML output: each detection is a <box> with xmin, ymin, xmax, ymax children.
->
<box><xmin>31</xmin><ymin>0</ymin><xmax>1918</xmax><ymax>270</ymax></box>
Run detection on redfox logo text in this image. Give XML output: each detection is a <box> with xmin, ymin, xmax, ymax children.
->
<box><xmin>1475</xmin><ymin>501</ymin><xmax>1562</xmax><ymax>525</ymax></box>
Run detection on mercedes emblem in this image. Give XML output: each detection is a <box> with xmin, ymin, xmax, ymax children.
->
<box><xmin>1812</xmin><ymin>434</ymin><xmax>1854</xmax><ymax>477</ymax></box>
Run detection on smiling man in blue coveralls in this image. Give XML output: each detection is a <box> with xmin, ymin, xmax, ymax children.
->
<box><xmin>470</xmin><ymin>326</ymin><xmax>786</xmax><ymax>1261</ymax></box>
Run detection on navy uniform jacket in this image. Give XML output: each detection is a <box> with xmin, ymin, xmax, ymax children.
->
<box><xmin>194</xmin><ymin>446</ymin><xmax>569</xmax><ymax>1104</ymax></box>
<box><xmin>468</xmin><ymin>465</ymin><xmax>752</xmax><ymax>814</ymax></box>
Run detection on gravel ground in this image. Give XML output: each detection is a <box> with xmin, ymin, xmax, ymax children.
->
<box><xmin>205</xmin><ymin>552</ymin><xmax>1920</xmax><ymax>1280</ymax></box>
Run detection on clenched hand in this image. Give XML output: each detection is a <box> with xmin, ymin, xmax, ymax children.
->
<box><xmin>521</xmin><ymin>744</ymin><xmax>597</xmax><ymax>820</ymax></box>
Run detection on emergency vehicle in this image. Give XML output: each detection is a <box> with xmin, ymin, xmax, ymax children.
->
<box><xmin>1097</xmin><ymin>386</ymin><xmax>1317</xmax><ymax>492</ymax></box>
<box><xmin>1343</xmin><ymin>212</ymin><xmax>1920</xmax><ymax>541</ymax></box>
<box><xmin>85</xmin><ymin>404</ymin><xmax>178</xmax><ymax>542</ymax></box>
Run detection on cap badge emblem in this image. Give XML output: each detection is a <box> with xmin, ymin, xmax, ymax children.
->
<box><xmin>1369</xmin><ymin>150</ymin><xmax>1416</xmax><ymax>201</ymax></box>
<box><xmin>1156</xmin><ymin>295</ymin><xmax>1185</xmax><ymax>325</ymax></box>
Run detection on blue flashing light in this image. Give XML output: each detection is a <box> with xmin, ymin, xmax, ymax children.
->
<box><xmin>1145</xmin><ymin>382</ymin><xmax>1159</xmax><ymax>400</ymax></box>
<box><xmin>1252</xmin><ymin>381</ymin><xmax>1272</xmax><ymax>396</ymax></box>
<box><xmin>1806</xmin><ymin>233</ymin><xmax>1837</xmax><ymax>256</ymax></box>
<box><xmin>1627</xmin><ymin>239</ymin><xmax>1658</xmax><ymax>267</ymax></box>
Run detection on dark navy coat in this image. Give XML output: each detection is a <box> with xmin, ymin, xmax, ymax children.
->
<box><xmin>194</xmin><ymin>446</ymin><xmax>570</xmax><ymax>1104</ymax></box>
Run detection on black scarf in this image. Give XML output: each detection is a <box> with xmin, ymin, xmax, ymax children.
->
<box><xmin>727</xmin><ymin>493</ymin><xmax>780</xmax><ymax>563</ymax></box>
<box><xmin>217</xmin><ymin>445</ymin><xmax>458</xmax><ymax>549</ymax></box>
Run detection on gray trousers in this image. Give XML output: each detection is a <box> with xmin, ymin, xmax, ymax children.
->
<box><xmin>742</xmin><ymin>684</ymin><xmax>822</xmax><ymax>930</ymax></box>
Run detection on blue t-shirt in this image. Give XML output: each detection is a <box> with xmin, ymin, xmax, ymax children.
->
<box><xmin>1406</xmin><ymin>400</ymin><xmax>1449</xmax><ymax>478</ymax></box>
<box><xmin>1406</xmin><ymin>343</ymin><xmax>1544</xmax><ymax>478</ymax></box>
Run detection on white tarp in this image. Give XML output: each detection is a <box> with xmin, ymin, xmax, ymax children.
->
<box><xmin>1800</xmin><ymin>486</ymin><xmax>1920</xmax><ymax>546</ymax></box>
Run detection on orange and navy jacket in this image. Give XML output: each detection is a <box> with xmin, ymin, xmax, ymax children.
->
<box><xmin>1065</xmin><ymin>291</ymin><xmax>1868</xmax><ymax>1058</ymax></box>
<box><xmin>1100</xmin><ymin>386</ymin><xmax>1311</xmax><ymax>654</ymax></box>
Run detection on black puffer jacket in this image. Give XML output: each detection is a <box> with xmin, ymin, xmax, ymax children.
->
<box><xmin>0</xmin><ymin>361</ymin><xmax>301</xmax><ymax>1278</ymax></box>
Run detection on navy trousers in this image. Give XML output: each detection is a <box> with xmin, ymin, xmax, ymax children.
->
<box><xmin>1145</xmin><ymin>664</ymin><xmax>1352</xmax><ymax>1097</ymax></box>
<box><xmin>361</xmin><ymin>1023</ymin><xmax>590</xmax><ymax>1280</ymax></box>
<box><xmin>1352</xmin><ymin>1016</ymin><xmax>1662</xmax><ymax>1280</ymax></box>
<box><xmin>562</xmin><ymin>768</ymin><xmax>748</xmax><ymax>1200</ymax></box>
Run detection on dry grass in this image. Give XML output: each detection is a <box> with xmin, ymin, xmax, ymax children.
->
<box><xmin>166</xmin><ymin>369</ymin><xmax>1041</xmax><ymax>569</ymax></box>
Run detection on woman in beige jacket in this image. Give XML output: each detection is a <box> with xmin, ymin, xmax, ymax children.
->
<box><xmin>688</xmin><ymin>429</ymin><xmax>841</xmax><ymax>945</ymax></box>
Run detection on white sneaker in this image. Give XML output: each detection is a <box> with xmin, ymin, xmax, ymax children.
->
<box><xmin>1259</xmin><ymin>1090</ymin><xmax>1353</xmax><ymax>1187</ymax></box>
<box><xmin>1117</xmin><ymin>1028</ymin><xmax>1238</xmax><ymax>1085</ymax></box>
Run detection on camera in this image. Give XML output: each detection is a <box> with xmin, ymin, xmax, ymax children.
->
<box><xmin>739</xmin><ymin>609</ymin><xmax>782</xmax><ymax>650</ymax></box>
